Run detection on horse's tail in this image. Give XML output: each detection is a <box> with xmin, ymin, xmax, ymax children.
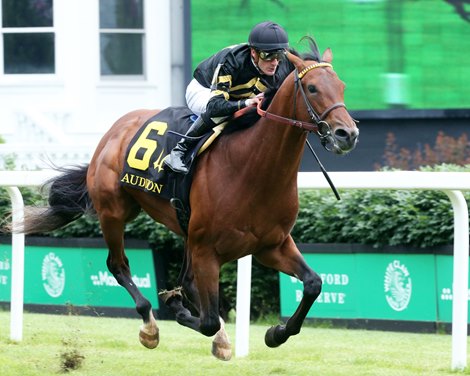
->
<box><xmin>13</xmin><ymin>164</ymin><xmax>94</xmax><ymax>234</ymax></box>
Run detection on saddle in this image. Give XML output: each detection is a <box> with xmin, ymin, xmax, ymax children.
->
<box><xmin>119</xmin><ymin>105</ymin><xmax>258</xmax><ymax>234</ymax></box>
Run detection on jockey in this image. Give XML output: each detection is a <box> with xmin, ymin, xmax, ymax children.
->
<box><xmin>164</xmin><ymin>21</ymin><xmax>294</xmax><ymax>174</ymax></box>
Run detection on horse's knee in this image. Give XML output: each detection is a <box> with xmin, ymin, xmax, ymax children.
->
<box><xmin>303</xmin><ymin>272</ymin><xmax>322</xmax><ymax>299</ymax></box>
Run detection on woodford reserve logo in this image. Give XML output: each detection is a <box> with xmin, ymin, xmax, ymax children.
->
<box><xmin>384</xmin><ymin>260</ymin><xmax>412</xmax><ymax>311</ymax></box>
<box><xmin>41</xmin><ymin>252</ymin><xmax>65</xmax><ymax>298</ymax></box>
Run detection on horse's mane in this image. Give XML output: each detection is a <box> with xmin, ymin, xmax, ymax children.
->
<box><xmin>224</xmin><ymin>36</ymin><xmax>322</xmax><ymax>134</ymax></box>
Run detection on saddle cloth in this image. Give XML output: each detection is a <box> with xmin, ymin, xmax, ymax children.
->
<box><xmin>119</xmin><ymin>106</ymin><xmax>225</xmax><ymax>200</ymax></box>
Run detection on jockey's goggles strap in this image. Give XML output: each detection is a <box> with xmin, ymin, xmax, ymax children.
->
<box><xmin>258</xmin><ymin>50</ymin><xmax>287</xmax><ymax>61</ymax></box>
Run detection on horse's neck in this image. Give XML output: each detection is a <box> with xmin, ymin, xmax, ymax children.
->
<box><xmin>228</xmin><ymin>95</ymin><xmax>307</xmax><ymax>185</ymax></box>
<box><xmin>260</xmin><ymin>86</ymin><xmax>307</xmax><ymax>165</ymax></box>
<box><xmin>255</xmin><ymin>119</ymin><xmax>306</xmax><ymax>167</ymax></box>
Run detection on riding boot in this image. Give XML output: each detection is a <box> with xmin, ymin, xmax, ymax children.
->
<box><xmin>164</xmin><ymin>116</ymin><xmax>213</xmax><ymax>174</ymax></box>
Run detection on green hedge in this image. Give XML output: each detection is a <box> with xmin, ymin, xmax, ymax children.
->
<box><xmin>294</xmin><ymin>188</ymin><xmax>457</xmax><ymax>248</ymax></box>
<box><xmin>1</xmin><ymin>164</ymin><xmax>468</xmax><ymax>320</ymax></box>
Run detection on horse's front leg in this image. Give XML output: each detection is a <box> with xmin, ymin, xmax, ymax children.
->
<box><xmin>159</xmin><ymin>288</ymin><xmax>231</xmax><ymax>360</ymax></box>
<box><xmin>177</xmin><ymin>251</ymin><xmax>232</xmax><ymax>360</ymax></box>
<box><xmin>212</xmin><ymin>317</ymin><xmax>232</xmax><ymax>361</ymax></box>
<box><xmin>163</xmin><ymin>251</ymin><xmax>221</xmax><ymax>336</ymax></box>
<box><xmin>255</xmin><ymin>236</ymin><xmax>322</xmax><ymax>348</ymax></box>
<box><xmin>159</xmin><ymin>251</ymin><xmax>230</xmax><ymax>360</ymax></box>
<box><xmin>192</xmin><ymin>253</ymin><xmax>222</xmax><ymax>337</ymax></box>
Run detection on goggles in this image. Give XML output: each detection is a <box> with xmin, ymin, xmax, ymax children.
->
<box><xmin>258</xmin><ymin>49</ymin><xmax>286</xmax><ymax>61</ymax></box>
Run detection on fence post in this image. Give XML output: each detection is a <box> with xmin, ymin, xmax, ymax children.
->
<box><xmin>235</xmin><ymin>255</ymin><xmax>252</xmax><ymax>357</ymax></box>
<box><xmin>6</xmin><ymin>186</ymin><xmax>25</xmax><ymax>342</ymax></box>
<box><xmin>445</xmin><ymin>190</ymin><xmax>469</xmax><ymax>371</ymax></box>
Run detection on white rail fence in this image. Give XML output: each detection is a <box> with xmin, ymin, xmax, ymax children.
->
<box><xmin>2</xmin><ymin>171</ymin><xmax>470</xmax><ymax>370</ymax></box>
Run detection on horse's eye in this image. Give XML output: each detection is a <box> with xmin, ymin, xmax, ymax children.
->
<box><xmin>307</xmin><ymin>84</ymin><xmax>317</xmax><ymax>93</ymax></box>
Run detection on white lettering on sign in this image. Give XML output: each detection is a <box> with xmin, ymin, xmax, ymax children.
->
<box><xmin>316</xmin><ymin>292</ymin><xmax>346</xmax><ymax>304</ymax></box>
<box><xmin>294</xmin><ymin>290</ymin><xmax>346</xmax><ymax>305</ymax></box>
<box><xmin>290</xmin><ymin>273</ymin><xmax>350</xmax><ymax>286</ymax></box>
<box><xmin>90</xmin><ymin>271</ymin><xmax>151</xmax><ymax>288</ymax></box>
<box><xmin>440</xmin><ymin>287</ymin><xmax>470</xmax><ymax>301</ymax></box>
<box><xmin>320</xmin><ymin>273</ymin><xmax>349</xmax><ymax>286</ymax></box>
<box><xmin>0</xmin><ymin>259</ymin><xmax>9</xmax><ymax>285</ymax></box>
<box><xmin>0</xmin><ymin>259</ymin><xmax>10</xmax><ymax>270</ymax></box>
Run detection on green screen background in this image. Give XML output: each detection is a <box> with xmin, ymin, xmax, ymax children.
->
<box><xmin>191</xmin><ymin>0</ymin><xmax>470</xmax><ymax>111</ymax></box>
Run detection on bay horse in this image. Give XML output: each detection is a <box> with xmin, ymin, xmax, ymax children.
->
<box><xmin>13</xmin><ymin>46</ymin><xmax>358</xmax><ymax>360</ymax></box>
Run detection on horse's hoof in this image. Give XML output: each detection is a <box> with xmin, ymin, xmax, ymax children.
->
<box><xmin>139</xmin><ymin>328</ymin><xmax>160</xmax><ymax>349</ymax></box>
<box><xmin>158</xmin><ymin>287</ymin><xmax>183</xmax><ymax>305</ymax></box>
<box><xmin>265</xmin><ymin>325</ymin><xmax>287</xmax><ymax>348</ymax></box>
<box><xmin>212</xmin><ymin>340</ymin><xmax>232</xmax><ymax>361</ymax></box>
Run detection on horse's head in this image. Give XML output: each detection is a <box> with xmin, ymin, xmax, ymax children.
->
<box><xmin>286</xmin><ymin>50</ymin><xmax>359</xmax><ymax>154</ymax></box>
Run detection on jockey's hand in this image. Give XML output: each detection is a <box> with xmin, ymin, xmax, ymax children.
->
<box><xmin>245</xmin><ymin>94</ymin><xmax>264</xmax><ymax>108</ymax></box>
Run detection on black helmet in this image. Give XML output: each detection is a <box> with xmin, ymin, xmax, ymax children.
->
<box><xmin>248</xmin><ymin>21</ymin><xmax>289</xmax><ymax>51</ymax></box>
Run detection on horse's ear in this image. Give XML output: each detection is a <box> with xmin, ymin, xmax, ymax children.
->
<box><xmin>322</xmin><ymin>48</ymin><xmax>333</xmax><ymax>63</ymax></box>
<box><xmin>286</xmin><ymin>51</ymin><xmax>304</xmax><ymax>70</ymax></box>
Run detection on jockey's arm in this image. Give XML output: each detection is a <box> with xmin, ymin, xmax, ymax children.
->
<box><xmin>205</xmin><ymin>93</ymin><xmax>242</xmax><ymax>119</ymax></box>
<box><xmin>204</xmin><ymin>64</ymin><xmax>261</xmax><ymax>119</ymax></box>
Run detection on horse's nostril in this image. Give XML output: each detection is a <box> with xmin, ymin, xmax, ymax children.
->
<box><xmin>334</xmin><ymin>128</ymin><xmax>349</xmax><ymax>140</ymax></box>
<box><xmin>334</xmin><ymin>128</ymin><xmax>359</xmax><ymax>143</ymax></box>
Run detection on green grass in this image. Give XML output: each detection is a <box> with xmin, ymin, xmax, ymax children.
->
<box><xmin>191</xmin><ymin>0</ymin><xmax>470</xmax><ymax>111</ymax></box>
<box><xmin>0</xmin><ymin>311</ymin><xmax>469</xmax><ymax>375</ymax></box>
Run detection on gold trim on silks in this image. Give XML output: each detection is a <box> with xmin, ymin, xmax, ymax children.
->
<box><xmin>198</xmin><ymin>123</ymin><xmax>227</xmax><ymax>155</ymax></box>
<box><xmin>298</xmin><ymin>62</ymin><xmax>333</xmax><ymax>79</ymax></box>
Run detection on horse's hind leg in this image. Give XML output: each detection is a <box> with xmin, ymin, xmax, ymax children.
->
<box><xmin>100</xmin><ymin>213</ymin><xmax>159</xmax><ymax>349</ymax></box>
<box><xmin>255</xmin><ymin>235</ymin><xmax>322</xmax><ymax>348</ymax></box>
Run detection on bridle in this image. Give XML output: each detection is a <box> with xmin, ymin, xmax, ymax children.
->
<box><xmin>256</xmin><ymin>62</ymin><xmax>347</xmax><ymax>152</ymax></box>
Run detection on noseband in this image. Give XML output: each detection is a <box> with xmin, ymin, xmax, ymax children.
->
<box><xmin>257</xmin><ymin>62</ymin><xmax>346</xmax><ymax>152</ymax></box>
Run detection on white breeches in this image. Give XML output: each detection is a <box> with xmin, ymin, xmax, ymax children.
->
<box><xmin>185</xmin><ymin>79</ymin><xmax>212</xmax><ymax>117</ymax></box>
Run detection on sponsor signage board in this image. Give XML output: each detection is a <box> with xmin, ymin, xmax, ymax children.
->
<box><xmin>0</xmin><ymin>245</ymin><xmax>158</xmax><ymax>309</ymax></box>
<box><xmin>280</xmin><ymin>251</ymin><xmax>469</xmax><ymax>323</ymax></box>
